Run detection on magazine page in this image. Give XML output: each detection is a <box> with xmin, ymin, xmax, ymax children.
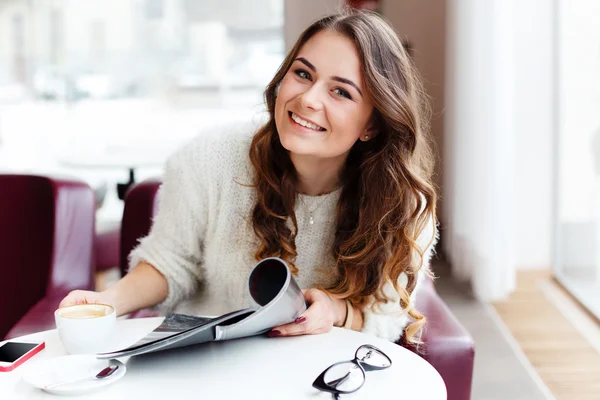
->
<box><xmin>97</xmin><ymin>309</ymin><xmax>255</xmax><ymax>359</ymax></box>
<box><xmin>124</xmin><ymin>314</ymin><xmax>214</xmax><ymax>348</ymax></box>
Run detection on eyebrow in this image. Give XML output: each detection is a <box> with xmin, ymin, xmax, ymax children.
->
<box><xmin>294</xmin><ymin>57</ymin><xmax>363</xmax><ymax>97</ymax></box>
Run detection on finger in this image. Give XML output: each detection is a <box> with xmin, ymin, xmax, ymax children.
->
<box><xmin>58</xmin><ymin>298</ymin><xmax>71</xmax><ymax>309</ymax></box>
<box><xmin>271</xmin><ymin>321</ymin><xmax>309</xmax><ymax>337</ymax></box>
<box><xmin>302</xmin><ymin>288</ymin><xmax>327</xmax><ymax>305</ymax></box>
<box><xmin>278</xmin><ymin>318</ymin><xmax>331</xmax><ymax>337</ymax></box>
<box><xmin>58</xmin><ymin>293</ymin><xmax>78</xmax><ymax>309</ymax></box>
<box><xmin>302</xmin><ymin>288</ymin><xmax>316</xmax><ymax>300</ymax></box>
<box><xmin>58</xmin><ymin>291</ymin><xmax>98</xmax><ymax>309</ymax></box>
<box><xmin>270</xmin><ymin>313</ymin><xmax>310</xmax><ymax>335</ymax></box>
<box><xmin>80</xmin><ymin>294</ymin><xmax>100</xmax><ymax>305</ymax></box>
<box><xmin>271</xmin><ymin>304</ymin><xmax>324</xmax><ymax>337</ymax></box>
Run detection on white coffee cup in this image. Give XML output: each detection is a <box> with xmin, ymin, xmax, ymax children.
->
<box><xmin>54</xmin><ymin>304</ymin><xmax>116</xmax><ymax>354</ymax></box>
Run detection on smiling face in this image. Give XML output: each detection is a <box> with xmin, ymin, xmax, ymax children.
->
<box><xmin>274</xmin><ymin>30</ymin><xmax>375</xmax><ymax>165</ymax></box>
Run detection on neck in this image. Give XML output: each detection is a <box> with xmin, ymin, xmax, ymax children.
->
<box><xmin>290</xmin><ymin>152</ymin><xmax>345</xmax><ymax>196</ymax></box>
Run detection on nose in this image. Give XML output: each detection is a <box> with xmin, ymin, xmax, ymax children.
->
<box><xmin>299</xmin><ymin>84</ymin><xmax>324</xmax><ymax>111</ymax></box>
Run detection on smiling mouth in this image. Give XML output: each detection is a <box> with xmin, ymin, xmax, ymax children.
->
<box><xmin>288</xmin><ymin>112</ymin><xmax>326</xmax><ymax>132</ymax></box>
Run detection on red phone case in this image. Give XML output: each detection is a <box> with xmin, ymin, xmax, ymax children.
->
<box><xmin>0</xmin><ymin>342</ymin><xmax>45</xmax><ymax>372</ymax></box>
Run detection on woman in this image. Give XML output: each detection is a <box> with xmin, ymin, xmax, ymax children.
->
<box><xmin>60</xmin><ymin>9</ymin><xmax>437</xmax><ymax>344</ymax></box>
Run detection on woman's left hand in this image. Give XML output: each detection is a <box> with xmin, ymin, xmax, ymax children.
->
<box><xmin>268</xmin><ymin>288</ymin><xmax>347</xmax><ymax>337</ymax></box>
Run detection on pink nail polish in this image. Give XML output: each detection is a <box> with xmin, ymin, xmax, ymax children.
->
<box><xmin>268</xmin><ymin>330</ymin><xmax>281</xmax><ymax>338</ymax></box>
<box><xmin>295</xmin><ymin>316</ymin><xmax>306</xmax><ymax>324</ymax></box>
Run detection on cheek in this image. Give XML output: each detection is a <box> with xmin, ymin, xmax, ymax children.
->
<box><xmin>274</xmin><ymin>86</ymin><xmax>290</xmax><ymax>119</ymax></box>
<box><xmin>274</xmin><ymin>98</ymin><xmax>285</xmax><ymax>135</ymax></box>
<box><xmin>274</xmin><ymin>93</ymin><xmax>283</xmax><ymax>116</ymax></box>
<box><xmin>277</xmin><ymin>77</ymin><xmax>302</xmax><ymax>101</ymax></box>
<box><xmin>328</xmin><ymin>106</ymin><xmax>367</xmax><ymax>141</ymax></box>
<box><xmin>274</xmin><ymin>78</ymin><xmax>293</xmax><ymax>113</ymax></box>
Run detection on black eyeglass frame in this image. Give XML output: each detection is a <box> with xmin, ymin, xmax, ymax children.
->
<box><xmin>312</xmin><ymin>344</ymin><xmax>392</xmax><ymax>396</ymax></box>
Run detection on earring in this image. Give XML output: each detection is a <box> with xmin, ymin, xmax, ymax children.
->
<box><xmin>364</xmin><ymin>135</ymin><xmax>369</xmax><ymax>140</ymax></box>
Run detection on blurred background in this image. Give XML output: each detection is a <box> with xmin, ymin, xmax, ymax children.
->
<box><xmin>0</xmin><ymin>0</ymin><xmax>599</xmax><ymax>398</ymax></box>
<box><xmin>0</xmin><ymin>0</ymin><xmax>285</xmax><ymax>226</ymax></box>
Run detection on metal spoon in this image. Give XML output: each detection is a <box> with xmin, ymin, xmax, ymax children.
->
<box><xmin>44</xmin><ymin>364</ymin><xmax>119</xmax><ymax>390</ymax></box>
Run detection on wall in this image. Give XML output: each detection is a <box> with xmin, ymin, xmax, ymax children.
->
<box><xmin>283</xmin><ymin>0</ymin><xmax>343</xmax><ymax>51</ymax></box>
<box><xmin>380</xmin><ymin>0</ymin><xmax>447</xmax><ymax>225</ymax></box>
<box><xmin>443</xmin><ymin>0</ymin><xmax>517</xmax><ymax>299</ymax></box>
<box><xmin>511</xmin><ymin>0</ymin><xmax>553</xmax><ymax>269</ymax></box>
<box><xmin>0</xmin><ymin>1</ymin><xmax>36</xmax><ymax>83</ymax></box>
<box><xmin>383</xmin><ymin>0</ymin><xmax>553</xmax><ymax>270</ymax></box>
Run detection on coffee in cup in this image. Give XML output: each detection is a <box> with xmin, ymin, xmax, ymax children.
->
<box><xmin>58</xmin><ymin>305</ymin><xmax>112</xmax><ymax>319</ymax></box>
<box><xmin>55</xmin><ymin>304</ymin><xmax>116</xmax><ymax>354</ymax></box>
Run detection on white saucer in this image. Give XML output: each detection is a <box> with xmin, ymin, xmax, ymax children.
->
<box><xmin>21</xmin><ymin>354</ymin><xmax>126</xmax><ymax>396</ymax></box>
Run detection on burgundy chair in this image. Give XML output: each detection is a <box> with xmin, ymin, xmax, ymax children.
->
<box><xmin>119</xmin><ymin>178</ymin><xmax>162</xmax><ymax>318</ymax></box>
<box><xmin>1</xmin><ymin>174</ymin><xmax>95</xmax><ymax>340</ymax></box>
<box><xmin>95</xmin><ymin>224</ymin><xmax>121</xmax><ymax>273</ymax></box>
<box><xmin>120</xmin><ymin>178</ymin><xmax>475</xmax><ymax>399</ymax></box>
<box><xmin>119</xmin><ymin>179</ymin><xmax>161</xmax><ymax>278</ymax></box>
<box><xmin>401</xmin><ymin>278</ymin><xmax>475</xmax><ymax>400</ymax></box>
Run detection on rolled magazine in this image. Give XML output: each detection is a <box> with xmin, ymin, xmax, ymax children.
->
<box><xmin>97</xmin><ymin>257</ymin><xmax>306</xmax><ymax>359</ymax></box>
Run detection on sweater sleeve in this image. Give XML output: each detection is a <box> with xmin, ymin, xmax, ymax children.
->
<box><xmin>360</xmin><ymin>214</ymin><xmax>438</xmax><ymax>342</ymax></box>
<box><xmin>128</xmin><ymin>138</ymin><xmax>209</xmax><ymax>312</ymax></box>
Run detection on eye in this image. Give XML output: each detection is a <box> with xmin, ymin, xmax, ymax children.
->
<box><xmin>333</xmin><ymin>88</ymin><xmax>352</xmax><ymax>100</ymax></box>
<box><xmin>294</xmin><ymin>69</ymin><xmax>312</xmax><ymax>81</ymax></box>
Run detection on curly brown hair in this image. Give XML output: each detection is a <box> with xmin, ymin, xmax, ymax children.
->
<box><xmin>249</xmin><ymin>9</ymin><xmax>437</xmax><ymax>344</ymax></box>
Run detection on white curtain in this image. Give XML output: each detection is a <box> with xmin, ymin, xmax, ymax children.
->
<box><xmin>442</xmin><ymin>0</ymin><xmax>516</xmax><ymax>301</ymax></box>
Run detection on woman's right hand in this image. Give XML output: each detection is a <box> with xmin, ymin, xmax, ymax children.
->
<box><xmin>58</xmin><ymin>262</ymin><xmax>169</xmax><ymax>316</ymax></box>
<box><xmin>58</xmin><ymin>290</ymin><xmax>115</xmax><ymax>310</ymax></box>
<box><xmin>57</xmin><ymin>263</ymin><xmax>169</xmax><ymax>317</ymax></box>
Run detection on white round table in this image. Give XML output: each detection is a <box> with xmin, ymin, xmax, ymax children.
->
<box><xmin>59</xmin><ymin>147</ymin><xmax>167</xmax><ymax>200</ymax></box>
<box><xmin>1</xmin><ymin>318</ymin><xmax>446</xmax><ymax>399</ymax></box>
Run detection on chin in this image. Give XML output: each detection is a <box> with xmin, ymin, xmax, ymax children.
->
<box><xmin>278</xmin><ymin>131</ymin><xmax>305</xmax><ymax>153</ymax></box>
<box><xmin>277</xmin><ymin>131</ymin><xmax>320</xmax><ymax>157</ymax></box>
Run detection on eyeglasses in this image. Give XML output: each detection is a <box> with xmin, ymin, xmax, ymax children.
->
<box><xmin>312</xmin><ymin>344</ymin><xmax>392</xmax><ymax>399</ymax></box>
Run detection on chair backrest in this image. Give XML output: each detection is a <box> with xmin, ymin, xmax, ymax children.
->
<box><xmin>0</xmin><ymin>174</ymin><xmax>95</xmax><ymax>338</ymax></box>
<box><xmin>120</xmin><ymin>179</ymin><xmax>162</xmax><ymax>277</ymax></box>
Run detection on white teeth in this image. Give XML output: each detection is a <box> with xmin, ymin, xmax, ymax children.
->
<box><xmin>291</xmin><ymin>113</ymin><xmax>324</xmax><ymax>131</ymax></box>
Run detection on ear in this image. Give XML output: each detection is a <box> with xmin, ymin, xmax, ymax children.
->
<box><xmin>359</xmin><ymin>124</ymin><xmax>378</xmax><ymax>142</ymax></box>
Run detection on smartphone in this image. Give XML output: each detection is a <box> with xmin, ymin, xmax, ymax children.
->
<box><xmin>0</xmin><ymin>341</ymin><xmax>45</xmax><ymax>372</ymax></box>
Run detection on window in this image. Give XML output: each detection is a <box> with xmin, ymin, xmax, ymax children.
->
<box><xmin>0</xmin><ymin>0</ymin><xmax>284</xmax><ymax>226</ymax></box>
<box><xmin>553</xmin><ymin>0</ymin><xmax>600</xmax><ymax>319</ymax></box>
<box><xmin>145</xmin><ymin>0</ymin><xmax>164</xmax><ymax>19</ymax></box>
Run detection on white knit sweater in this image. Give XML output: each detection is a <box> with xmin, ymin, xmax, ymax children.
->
<box><xmin>129</xmin><ymin>121</ymin><xmax>437</xmax><ymax>342</ymax></box>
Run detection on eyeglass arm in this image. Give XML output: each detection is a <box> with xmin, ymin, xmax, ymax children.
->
<box><xmin>326</xmin><ymin>371</ymin><xmax>352</xmax><ymax>388</ymax></box>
